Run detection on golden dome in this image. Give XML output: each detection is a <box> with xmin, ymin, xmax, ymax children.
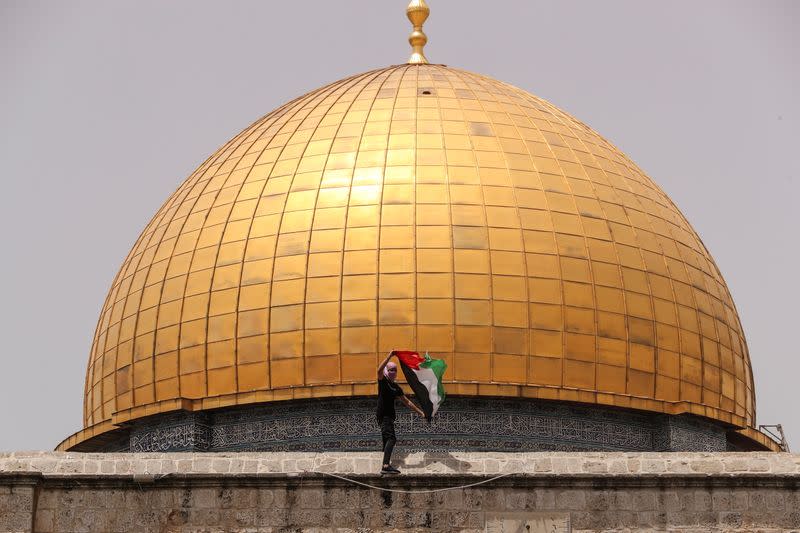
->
<box><xmin>63</xmin><ymin>63</ymin><xmax>760</xmax><ymax>449</ymax></box>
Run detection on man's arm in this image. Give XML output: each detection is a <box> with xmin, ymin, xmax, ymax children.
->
<box><xmin>377</xmin><ymin>350</ymin><xmax>395</xmax><ymax>380</ymax></box>
<box><xmin>401</xmin><ymin>396</ymin><xmax>425</xmax><ymax>418</ymax></box>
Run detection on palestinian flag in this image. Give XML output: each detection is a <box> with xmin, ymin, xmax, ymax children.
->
<box><xmin>394</xmin><ymin>351</ymin><xmax>446</xmax><ymax>421</ymax></box>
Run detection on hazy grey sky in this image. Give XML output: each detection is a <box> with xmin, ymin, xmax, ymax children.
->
<box><xmin>1</xmin><ymin>0</ymin><xmax>797</xmax><ymax>451</ymax></box>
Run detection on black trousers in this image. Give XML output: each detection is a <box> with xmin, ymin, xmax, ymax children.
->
<box><xmin>380</xmin><ymin>416</ymin><xmax>397</xmax><ymax>465</ymax></box>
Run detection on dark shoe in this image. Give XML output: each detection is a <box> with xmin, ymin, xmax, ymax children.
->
<box><xmin>380</xmin><ymin>465</ymin><xmax>400</xmax><ymax>475</ymax></box>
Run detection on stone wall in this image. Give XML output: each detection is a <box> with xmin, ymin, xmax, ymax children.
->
<box><xmin>1</xmin><ymin>452</ymin><xmax>799</xmax><ymax>532</ymax></box>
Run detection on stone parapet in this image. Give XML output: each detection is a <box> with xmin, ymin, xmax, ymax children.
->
<box><xmin>1</xmin><ymin>452</ymin><xmax>799</xmax><ymax>532</ymax></box>
<box><xmin>1</xmin><ymin>450</ymin><xmax>799</xmax><ymax>477</ymax></box>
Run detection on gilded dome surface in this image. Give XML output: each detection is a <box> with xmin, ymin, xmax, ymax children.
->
<box><xmin>69</xmin><ymin>64</ymin><xmax>756</xmax><ymax>448</ymax></box>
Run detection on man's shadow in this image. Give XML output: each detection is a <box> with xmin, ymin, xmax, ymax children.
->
<box><xmin>389</xmin><ymin>449</ymin><xmax>474</xmax><ymax>472</ymax></box>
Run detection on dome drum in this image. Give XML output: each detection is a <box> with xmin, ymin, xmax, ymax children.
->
<box><xmin>67</xmin><ymin>397</ymin><xmax>751</xmax><ymax>453</ymax></box>
<box><xmin>60</xmin><ymin>63</ymin><xmax>775</xmax><ymax>452</ymax></box>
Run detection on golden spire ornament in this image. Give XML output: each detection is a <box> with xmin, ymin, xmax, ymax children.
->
<box><xmin>406</xmin><ymin>0</ymin><xmax>430</xmax><ymax>64</ymax></box>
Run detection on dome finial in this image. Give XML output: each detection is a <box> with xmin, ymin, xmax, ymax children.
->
<box><xmin>406</xmin><ymin>0</ymin><xmax>430</xmax><ymax>64</ymax></box>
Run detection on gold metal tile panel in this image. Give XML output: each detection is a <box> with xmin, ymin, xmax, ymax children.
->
<box><xmin>78</xmin><ymin>64</ymin><xmax>756</xmax><ymax>446</ymax></box>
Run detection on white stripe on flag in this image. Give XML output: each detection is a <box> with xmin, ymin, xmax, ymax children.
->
<box><xmin>414</xmin><ymin>367</ymin><xmax>442</xmax><ymax>416</ymax></box>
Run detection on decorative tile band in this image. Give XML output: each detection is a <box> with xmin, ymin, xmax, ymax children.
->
<box><xmin>124</xmin><ymin>397</ymin><xmax>728</xmax><ymax>453</ymax></box>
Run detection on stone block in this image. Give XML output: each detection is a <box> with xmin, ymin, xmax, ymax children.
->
<box><xmin>56</xmin><ymin>459</ymin><xmax>84</xmax><ymax>474</ymax></box>
<box><xmin>113</xmin><ymin>459</ymin><xmax>131</xmax><ymax>474</ymax></box>
<box><xmin>781</xmin><ymin>509</ymin><xmax>800</xmax><ymax>528</ymax></box>
<box><xmin>641</xmin><ymin>458</ymin><xmax>666</xmax><ymax>473</ymax></box>
<box><xmin>1</xmin><ymin>459</ymin><xmax>24</xmax><ymax>472</ymax></box>
<box><xmin>502</xmin><ymin>459</ymin><xmax>525</xmax><ymax>473</ymax></box>
<box><xmin>1</xmin><ymin>511</ymin><xmax>32</xmax><ymax>532</ymax></box>
<box><xmin>216</xmin><ymin>507</ymin><xmax>253</xmax><ymax>527</ymax></box>
<box><xmin>481</xmin><ymin>488</ymin><xmax>507</xmax><ymax>511</ymax></box>
<box><xmin>125</xmin><ymin>488</ymin><xmax>154</xmax><ymax>509</ymax></box>
<box><xmin>583</xmin><ymin>460</ymin><xmax>608</xmax><ymax>474</ymax></box>
<box><xmin>463</xmin><ymin>490</ymin><xmax>484</xmax><ymax>510</ymax></box>
<box><xmin>536</xmin><ymin>489</ymin><xmax>557</xmax><ymax>510</ymax></box>
<box><xmin>219</xmin><ymin>488</ymin><xmax>235</xmax><ymax>509</ymax></box>
<box><xmin>443</xmin><ymin>488</ymin><xmax>464</xmax><ymax>510</ymax></box>
<box><xmin>187</xmin><ymin>508</ymin><xmax>221</xmax><ymax>526</ymax></box>
<box><xmin>256</xmin><ymin>488</ymin><xmax>274</xmax><ymax>507</ymax></box>
<box><xmin>34</xmin><ymin>508</ymin><xmax>54</xmax><ymax>532</ymax></box>
<box><xmin>300</xmin><ymin>488</ymin><xmax>324</xmax><ymax>509</ymax></box>
<box><xmin>405</xmin><ymin>490</ymin><xmax>433</xmax><ymax>509</ymax></box>
<box><xmin>335</xmin><ymin>458</ymin><xmax>354</xmax><ymax>473</ymax></box>
<box><xmin>107</xmin><ymin>509</ymin><xmax>137</xmax><ymax>532</ymax></box>
<box><xmin>210</xmin><ymin>458</ymin><xmax>230</xmax><ymax>473</ymax></box>
<box><xmin>484</xmin><ymin>458</ymin><xmax>500</xmax><ymax>473</ymax></box>
<box><xmin>693</xmin><ymin>490</ymin><xmax>712</xmax><ymax>511</ymax></box>
<box><xmin>635</xmin><ymin>510</ymin><xmax>667</xmax><ymax>528</ymax></box>
<box><xmin>99</xmin><ymin>460</ymin><xmax>114</xmax><ymax>474</ymax></box>
<box><xmin>749</xmin><ymin>490</ymin><xmax>766</xmax><ymax>509</ymax></box>
<box><xmin>719</xmin><ymin>511</ymin><xmax>744</xmax><ymax>528</ymax></box>
<box><xmin>533</xmin><ymin>457</ymin><xmax>552</xmax><ymax>472</ymax></box>
<box><xmin>631</xmin><ymin>489</ymin><xmax>657</xmax><ymax>511</ymax></box>
<box><xmin>254</xmin><ymin>507</ymin><xmax>288</xmax><ymax>527</ymax></box>
<box><xmin>712</xmin><ymin>489</ymin><xmax>734</xmax><ymax>511</ymax></box>
<box><xmin>73</xmin><ymin>509</ymin><xmax>109</xmax><ymax>533</ymax></box>
<box><xmin>765</xmin><ymin>489</ymin><xmax>786</xmax><ymax>510</ymax></box>
<box><xmin>291</xmin><ymin>508</ymin><xmax>331</xmax><ymax>527</ymax></box>
<box><xmin>34</xmin><ymin>490</ymin><xmax>56</xmax><ymax>510</ymax></box>
<box><xmin>426</xmin><ymin>510</ymin><xmax>452</xmax><ymax>530</ymax></box>
<box><xmin>192</xmin><ymin>457</ymin><xmax>212</xmax><ymax>472</ymax></box>
<box><xmin>81</xmin><ymin>489</ymin><xmax>108</xmax><ymax>509</ymax></box>
<box><xmin>192</xmin><ymin>488</ymin><xmax>220</xmax><ymax>509</ymax></box>
<box><xmin>331</xmin><ymin>509</ymin><xmax>364</xmax><ymax>528</ymax></box>
<box><xmin>153</xmin><ymin>489</ymin><xmax>178</xmax><ymax>508</ymax></box>
<box><xmin>723</xmin><ymin>457</ymin><xmax>750</xmax><ymax>472</ymax></box>
<box><xmin>750</xmin><ymin>457</ymin><xmax>771</xmax><ymax>472</ymax></box>
<box><xmin>505</xmin><ymin>491</ymin><xmax>526</xmax><ymax>510</ymax></box>
<box><xmin>258</xmin><ymin>459</ymin><xmax>282</xmax><ymax>473</ymax></box>
<box><xmin>165</xmin><ymin>508</ymin><xmax>189</xmax><ymax>527</ymax></box>
<box><xmin>29</xmin><ymin>458</ymin><xmax>57</xmax><ymax>472</ymax></box>
<box><xmin>447</xmin><ymin>508</ymin><xmax>472</xmax><ymax>528</ymax></box>
<box><xmin>770</xmin><ymin>453</ymin><xmax>798</xmax><ymax>473</ymax></box>
<box><xmin>688</xmin><ymin>510</ymin><xmax>718</xmax><ymax>527</ymax></box>
<box><xmin>585</xmin><ymin>490</ymin><xmax>613</xmax><ymax>511</ymax></box>
<box><xmin>572</xmin><ymin>510</ymin><xmax>635</xmax><ymax>530</ymax></box>
<box><xmin>7</xmin><ymin>489</ymin><xmax>33</xmax><ymax>513</ymax></box>
<box><xmin>666</xmin><ymin>458</ymin><xmax>692</xmax><ymax>473</ymax></box>
<box><xmin>607</xmin><ymin>459</ymin><xmax>627</xmax><ymax>473</ymax></box>
<box><xmin>52</xmin><ymin>507</ymin><xmax>75</xmax><ymax>531</ymax></box>
<box><xmin>658</xmin><ymin>490</ymin><xmax>681</xmax><ymax>512</ymax></box>
<box><xmin>565</xmin><ymin>457</ymin><xmax>583</xmax><ymax>473</ymax></box>
<box><xmin>555</xmin><ymin>489</ymin><xmax>586</xmax><ymax>510</ymax></box>
<box><xmin>612</xmin><ymin>489</ymin><xmax>636</xmax><ymax>511</ymax></box>
<box><xmin>234</xmin><ymin>488</ymin><xmax>258</xmax><ymax>509</ymax></box>
<box><xmin>690</xmin><ymin>459</ymin><xmax>723</xmax><ymax>474</ymax></box>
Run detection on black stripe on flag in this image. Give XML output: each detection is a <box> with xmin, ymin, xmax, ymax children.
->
<box><xmin>399</xmin><ymin>363</ymin><xmax>434</xmax><ymax>421</ymax></box>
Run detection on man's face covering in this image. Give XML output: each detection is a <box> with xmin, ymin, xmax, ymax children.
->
<box><xmin>384</xmin><ymin>362</ymin><xmax>398</xmax><ymax>381</ymax></box>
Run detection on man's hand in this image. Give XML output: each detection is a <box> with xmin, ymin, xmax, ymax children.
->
<box><xmin>402</xmin><ymin>396</ymin><xmax>425</xmax><ymax>418</ymax></box>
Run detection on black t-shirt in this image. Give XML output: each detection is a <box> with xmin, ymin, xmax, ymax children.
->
<box><xmin>376</xmin><ymin>377</ymin><xmax>404</xmax><ymax>421</ymax></box>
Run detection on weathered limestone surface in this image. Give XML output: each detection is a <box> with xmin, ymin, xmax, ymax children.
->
<box><xmin>1</xmin><ymin>451</ymin><xmax>799</xmax><ymax>532</ymax></box>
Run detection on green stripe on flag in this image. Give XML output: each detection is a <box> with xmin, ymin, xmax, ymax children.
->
<box><xmin>420</xmin><ymin>352</ymin><xmax>446</xmax><ymax>403</ymax></box>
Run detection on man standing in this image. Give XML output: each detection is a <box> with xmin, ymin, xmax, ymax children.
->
<box><xmin>377</xmin><ymin>350</ymin><xmax>425</xmax><ymax>474</ymax></box>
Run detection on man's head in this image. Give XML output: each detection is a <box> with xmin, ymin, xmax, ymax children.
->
<box><xmin>384</xmin><ymin>362</ymin><xmax>398</xmax><ymax>382</ymax></box>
